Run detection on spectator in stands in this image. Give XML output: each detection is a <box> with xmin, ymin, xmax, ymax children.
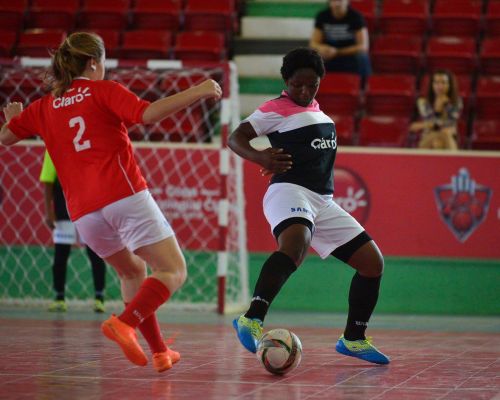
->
<box><xmin>310</xmin><ymin>0</ymin><xmax>371</xmax><ymax>83</ymax></box>
<box><xmin>410</xmin><ymin>69</ymin><xmax>462</xmax><ymax>150</ymax></box>
<box><xmin>40</xmin><ymin>150</ymin><xmax>106</xmax><ymax>313</ymax></box>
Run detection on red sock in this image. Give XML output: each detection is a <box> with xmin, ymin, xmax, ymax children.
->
<box><xmin>119</xmin><ymin>277</ymin><xmax>170</xmax><ymax>329</ymax></box>
<box><xmin>125</xmin><ymin>302</ymin><xmax>167</xmax><ymax>354</ymax></box>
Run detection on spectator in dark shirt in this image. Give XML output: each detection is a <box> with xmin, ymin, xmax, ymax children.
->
<box><xmin>310</xmin><ymin>0</ymin><xmax>371</xmax><ymax>83</ymax></box>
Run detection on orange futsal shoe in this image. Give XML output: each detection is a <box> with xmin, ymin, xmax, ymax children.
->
<box><xmin>152</xmin><ymin>347</ymin><xmax>181</xmax><ymax>373</ymax></box>
<box><xmin>101</xmin><ymin>315</ymin><xmax>148</xmax><ymax>367</ymax></box>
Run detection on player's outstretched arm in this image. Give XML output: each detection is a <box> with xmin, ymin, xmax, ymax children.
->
<box><xmin>0</xmin><ymin>102</ymin><xmax>23</xmax><ymax>146</ymax></box>
<box><xmin>228</xmin><ymin>122</ymin><xmax>292</xmax><ymax>175</ymax></box>
<box><xmin>142</xmin><ymin>79</ymin><xmax>222</xmax><ymax>124</ymax></box>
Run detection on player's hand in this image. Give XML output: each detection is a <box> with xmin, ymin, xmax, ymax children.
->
<box><xmin>257</xmin><ymin>148</ymin><xmax>292</xmax><ymax>176</ymax></box>
<box><xmin>195</xmin><ymin>79</ymin><xmax>223</xmax><ymax>100</ymax></box>
<box><xmin>3</xmin><ymin>102</ymin><xmax>23</xmax><ymax>122</ymax></box>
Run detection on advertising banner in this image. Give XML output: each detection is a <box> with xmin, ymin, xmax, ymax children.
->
<box><xmin>244</xmin><ymin>149</ymin><xmax>500</xmax><ymax>259</ymax></box>
<box><xmin>2</xmin><ymin>145</ymin><xmax>499</xmax><ymax>258</ymax></box>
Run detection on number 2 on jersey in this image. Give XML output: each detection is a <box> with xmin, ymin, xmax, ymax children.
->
<box><xmin>70</xmin><ymin>116</ymin><xmax>91</xmax><ymax>152</ymax></box>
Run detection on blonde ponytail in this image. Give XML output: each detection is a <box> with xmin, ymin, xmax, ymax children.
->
<box><xmin>46</xmin><ymin>32</ymin><xmax>105</xmax><ymax>98</ymax></box>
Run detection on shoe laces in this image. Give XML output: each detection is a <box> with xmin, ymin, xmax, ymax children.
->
<box><xmin>245</xmin><ymin>318</ymin><xmax>263</xmax><ymax>338</ymax></box>
<box><xmin>344</xmin><ymin>336</ymin><xmax>375</xmax><ymax>351</ymax></box>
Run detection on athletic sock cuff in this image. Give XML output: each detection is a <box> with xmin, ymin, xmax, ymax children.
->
<box><xmin>143</xmin><ymin>277</ymin><xmax>171</xmax><ymax>303</ymax></box>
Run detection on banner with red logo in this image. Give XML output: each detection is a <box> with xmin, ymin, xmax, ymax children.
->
<box><xmin>2</xmin><ymin>145</ymin><xmax>499</xmax><ymax>258</ymax></box>
<box><xmin>244</xmin><ymin>150</ymin><xmax>500</xmax><ymax>259</ymax></box>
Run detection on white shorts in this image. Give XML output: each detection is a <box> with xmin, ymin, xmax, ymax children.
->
<box><xmin>53</xmin><ymin>220</ymin><xmax>81</xmax><ymax>245</ymax></box>
<box><xmin>263</xmin><ymin>183</ymin><xmax>365</xmax><ymax>259</ymax></box>
<box><xmin>74</xmin><ymin>190</ymin><xmax>174</xmax><ymax>258</ymax></box>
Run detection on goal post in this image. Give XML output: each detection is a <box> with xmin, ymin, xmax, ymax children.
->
<box><xmin>0</xmin><ymin>58</ymin><xmax>249</xmax><ymax>314</ymax></box>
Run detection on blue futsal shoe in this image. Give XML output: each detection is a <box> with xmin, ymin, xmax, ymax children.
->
<box><xmin>232</xmin><ymin>315</ymin><xmax>263</xmax><ymax>353</ymax></box>
<box><xmin>335</xmin><ymin>335</ymin><xmax>390</xmax><ymax>365</ymax></box>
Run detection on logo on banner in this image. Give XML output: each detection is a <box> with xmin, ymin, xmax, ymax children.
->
<box><xmin>434</xmin><ymin>168</ymin><xmax>492</xmax><ymax>242</ymax></box>
<box><xmin>333</xmin><ymin>167</ymin><xmax>370</xmax><ymax>224</ymax></box>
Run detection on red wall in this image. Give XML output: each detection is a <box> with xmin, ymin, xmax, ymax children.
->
<box><xmin>2</xmin><ymin>145</ymin><xmax>499</xmax><ymax>259</ymax></box>
<box><xmin>244</xmin><ymin>149</ymin><xmax>500</xmax><ymax>259</ymax></box>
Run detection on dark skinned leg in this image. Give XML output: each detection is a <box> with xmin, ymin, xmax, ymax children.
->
<box><xmin>344</xmin><ymin>240</ymin><xmax>384</xmax><ymax>340</ymax></box>
<box><xmin>245</xmin><ymin>224</ymin><xmax>310</xmax><ymax>321</ymax></box>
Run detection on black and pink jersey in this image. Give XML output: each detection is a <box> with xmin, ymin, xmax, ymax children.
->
<box><xmin>244</xmin><ymin>91</ymin><xmax>337</xmax><ymax>195</ymax></box>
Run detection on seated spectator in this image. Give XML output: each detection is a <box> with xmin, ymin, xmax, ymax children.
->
<box><xmin>410</xmin><ymin>70</ymin><xmax>462</xmax><ymax>150</ymax></box>
<box><xmin>310</xmin><ymin>0</ymin><xmax>371</xmax><ymax>83</ymax></box>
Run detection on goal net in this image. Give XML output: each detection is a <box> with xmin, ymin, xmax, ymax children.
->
<box><xmin>0</xmin><ymin>59</ymin><xmax>248</xmax><ymax>314</ymax></box>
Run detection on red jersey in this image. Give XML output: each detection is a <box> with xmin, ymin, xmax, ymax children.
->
<box><xmin>9</xmin><ymin>78</ymin><xmax>150</xmax><ymax>221</ymax></box>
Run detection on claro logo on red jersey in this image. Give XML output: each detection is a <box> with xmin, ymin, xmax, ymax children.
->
<box><xmin>333</xmin><ymin>167</ymin><xmax>370</xmax><ymax>224</ymax></box>
<box><xmin>53</xmin><ymin>87</ymin><xmax>91</xmax><ymax>109</ymax></box>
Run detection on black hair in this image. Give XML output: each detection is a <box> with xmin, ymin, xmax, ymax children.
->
<box><xmin>280</xmin><ymin>47</ymin><xmax>326</xmax><ymax>81</ymax></box>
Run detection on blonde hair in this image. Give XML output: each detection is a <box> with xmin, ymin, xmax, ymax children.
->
<box><xmin>47</xmin><ymin>32</ymin><xmax>105</xmax><ymax>97</ymax></box>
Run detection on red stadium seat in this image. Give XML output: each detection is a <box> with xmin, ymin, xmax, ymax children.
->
<box><xmin>379</xmin><ymin>0</ymin><xmax>429</xmax><ymax>37</ymax></box>
<box><xmin>149</xmin><ymin>107</ymin><xmax>207</xmax><ymax>142</ymax></box>
<box><xmin>160</xmin><ymin>71</ymin><xmax>208</xmax><ymax>95</ymax></box>
<box><xmin>0</xmin><ymin>0</ymin><xmax>27</xmax><ymax>32</ymax></box>
<box><xmin>358</xmin><ymin>115</ymin><xmax>409</xmax><ymax>147</ymax></box>
<box><xmin>329</xmin><ymin>114</ymin><xmax>356</xmax><ymax>146</ymax></box>
<box><xmin>78</xmin><ymin>0</ymin><xmax>130</xmax><ymax>31</ymax></box>
<box><xmin>83</xmin><ymin>29</ymin><xmax>122</xmax><ymax>59</ymax></box>
<box><xmin>425</xmin><ymin>36</ymin><xmax>477</xmax><ymax>75</ymax></box>
<box><xmin>480</xmin><ymin>38</ymin><xmax>500</xmax><ymax>76</ymax></box>
<box><xmin>132</xmin><ymin>0</ymin><xmax>181</xmax><ymax>31</ymax></box>
<box><xmin>184</xmin><ymin>0</ymin><xmax>236</xmax><ymax>32</ymax></box>
<box><xmin>350</xmin><ymin>0</ymin><xmax>376</xmax><ymax>33</ymax></box>
<box><xmin>470</xmin><ymin>120</ymin><xmax>500</xmax><ymax>150</ymax></box>
<box><xmin>128</xmin><ymin>125</ymin><xmax>146</xmax><ymax>141</ymax></box>
<box><xmin>485</xmin><ymin>2</ymin><xmax>500</xmax><ymax>37</ymax></box>
<box><xmin>0</xmin><ymin>31</ymin><xmax>17</xmax><ymax>57</ymax></box>
<box><xmin>0</xmin><ymin>67</ymin><xmax>46</xmax><ymax>104</ymax></box>
<box><xmin>431</xmin><ymin>0</ymin><xmax>482</xmax><ymax>37</ymax></box>
<box><xmin>371</xmin><ymin>35</ymin><xmax>423</xmax><ymax>74</ymax></box>
<box><xmin>365</xmin><ymin>74</ymin><xmax>416</xmax><ymax>117</ymax></box>
<box><xmin>173</xmin><ymin>31</ymin><xmax>226</xmax><ymax>62</ymax></box>
<box><xmin>107</xmin><ymin>68</ymin><xmax>161</xmax><ymax>101</ymax></box>
<box><xmin>419</xmin><ymin>74</ymin><xmax>472</xmax><ymax>119</ymax></box>
<box><xmin>26</xmin><ymin>0</ymin><xmax>78</xmax><ymax>31</ymax></box>
<box><xmin>315</xmin><ymin>73</ymin><xmax>361</xmax><ymax>115</ymax></box>
<box><xmin>120</xmin><ymin>30</ymin><xmax>172</xmax><ymax>60</ymax></box>
<box><xmin>475</xmin><ymin>77</ymin><xmax>500</xmax><ymax>121</ymax></box>
<box><xmin>16</xmin><ymin>29</ymin><xmax>66</xmax><ymax>57</ymax></box>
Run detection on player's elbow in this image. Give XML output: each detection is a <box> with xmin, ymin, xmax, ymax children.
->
<box><xmin>0</xmin><ymin>126</ymin><xmax>17</xmax><ymax>146</ymax></box>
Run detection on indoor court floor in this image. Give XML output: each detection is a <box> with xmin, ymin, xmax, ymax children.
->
<box><xmin>0</xmin><ymin>307</ymin><xmax>499</xmax><ymax>400</ymax></box>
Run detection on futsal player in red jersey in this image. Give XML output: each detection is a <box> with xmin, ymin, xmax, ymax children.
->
<box><xmin>0</xmin><ymin>32</ymin><xmax>222</xmax><ymax>372</ymax></box>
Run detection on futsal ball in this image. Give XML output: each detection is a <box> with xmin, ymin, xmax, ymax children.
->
<box><xmin>256</xmin><ymin>328</ymin><xmax>302</xmax><ymax>375</ymax></box>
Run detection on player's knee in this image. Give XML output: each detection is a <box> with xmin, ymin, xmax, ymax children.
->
<box><xmin>279</xmin><ymin>243</ymin><xmax>309</xmax><ymax>266</ymax></box>
<box><xmin>176</xmin><ymin>258</ymin><xmax>187</xmax><ymax>287</ymax></box>
<box><xmin>119</xmin><ymin>264</ymin><xmax>146</xmax><ymax>280</ymax></box>
<box><xmin>371</xmin><ymin>254</ymin><xmax>384</xmax><ymax>276</ymax></box>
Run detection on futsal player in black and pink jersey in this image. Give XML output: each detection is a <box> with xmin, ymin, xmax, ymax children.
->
<box><xmin>229</xmin><ymin>47</ymin><xmax>389</xmax><ymax>365</ymax></box>
<box><xmin>0</xmin><ymin>32</ymin><xmax>222</xmax><ymax>373</ymax></box>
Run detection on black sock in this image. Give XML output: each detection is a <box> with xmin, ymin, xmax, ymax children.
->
<box><xmin>344</xmin><ymin>273</ymin><xmax>381</xmax><ymax>341</ymax></box>
<box><xmin>53</xmin><ymin>244</ymin><xmax>71</xmax><ymax>301</ymax></box>
<box><xmin>245</xmin><ymin>251</ymin><xmax>297</xmax><ymax>322</ymax></box>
